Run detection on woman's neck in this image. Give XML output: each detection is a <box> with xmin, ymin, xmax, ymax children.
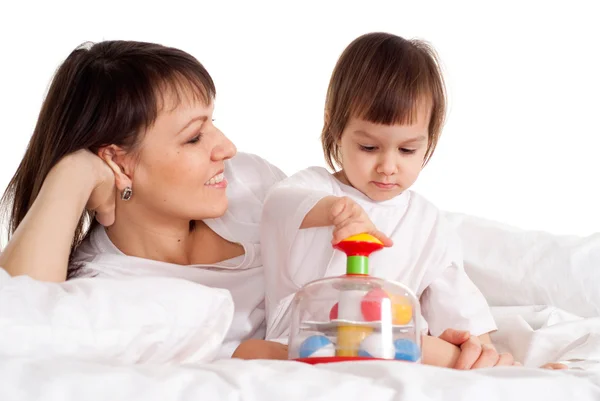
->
<box><xmin>105</xmin><ymin>204</ymin><xmax>243</xmax><ymax>265</ymax></box>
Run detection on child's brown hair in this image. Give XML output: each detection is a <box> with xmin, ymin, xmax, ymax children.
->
<box><xmin>321</xmin><ymin>32</ymin><xmax>447</xmax><ymax>170</ymax></box>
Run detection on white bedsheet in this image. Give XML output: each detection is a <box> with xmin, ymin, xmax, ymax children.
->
<box><xmin>1</xmin><ymin>272</ymin><xmax>600</xmax><ymax>401</ymax></box>
<box><xmin>491</xmin><ymin>305</ymin><xmax>600</xmax><ymax>371</ymax></box>
<box><xmin>0</xmin><ymin>354</ymin><xmax>598</xmax><ymax>401</ymax></box>
<box><xmin>2</xmin><ymin>211</ymin><xmax>600</xmax><ymax>400</ymax></box>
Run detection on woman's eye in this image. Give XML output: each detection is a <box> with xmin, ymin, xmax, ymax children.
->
<box><xmin>187</xmin><ymin>134</ymin><xmax>202</xmax><ymax>144</ymax></box>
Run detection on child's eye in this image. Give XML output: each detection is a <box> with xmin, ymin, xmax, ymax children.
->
<box><xmin>187</xmin><ymin>134</ymin><xmax>202</xmax><ymax>144</ymax></box>
<box><xmin>400</xmin><ymin>148</ymin><xmax>416</xmax><ymax>155</ymax></box>
<box><xmin>359</xmin><ymin>145</ymin><xmax>377</xmax><ymax>152</ymax></box>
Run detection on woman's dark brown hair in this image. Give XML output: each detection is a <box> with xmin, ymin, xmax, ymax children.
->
<box><xmin>321</xmin><ymin>32</ymin><xmax>447</xmax><ymax>170</ymax></box>
<box><xmin>0</xmin><ymin>40</ymin><xmax>215</xmax><ymax>278</ymax></box>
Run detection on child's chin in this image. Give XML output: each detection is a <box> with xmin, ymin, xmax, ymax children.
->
<box><xmin>366</xmin><ymin>191</ymin><xmax>400</xmax><ymax>202</ymax></box>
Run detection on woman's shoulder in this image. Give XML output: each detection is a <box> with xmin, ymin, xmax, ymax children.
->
<box><xmin>69</xmin><ymin>225</ymin><xmax>119</xmax><ymax>278</ymax></box>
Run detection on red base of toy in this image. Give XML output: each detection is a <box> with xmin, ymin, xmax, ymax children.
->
<box><xmin>295</xmin><ymin>356</ymin><xmax>394</xmax><ymax>365</ymax></box>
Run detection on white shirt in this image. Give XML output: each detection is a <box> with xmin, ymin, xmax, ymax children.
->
<box><xmin>71</xmin><ymin>152</ymin><xmax>287</xmax><ymax>359</ymax></box>
<box><xmin>261</xmin><ymin>166</ymin><xmax>497</xmax><ymax>340</ymax></box>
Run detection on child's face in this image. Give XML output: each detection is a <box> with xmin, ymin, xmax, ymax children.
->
<box><xmin>337</xmin><ymin>110</ymin><xmax>430</xmax><ymax>202</ymax></box>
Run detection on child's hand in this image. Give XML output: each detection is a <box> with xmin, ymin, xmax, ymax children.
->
<box><xmin>438</xmin><ymin>328</ymin><xmax>516</xmax><ymax>369</ymax></box>
<box><xmin>329</xmin><ymin>196</ymin><xmax>393</xmax><ymax>247</ymax></box>
<box><xmin>231</xmin><ymin>339</ymin><xmax>288</xmax><ymax>360</ymax></box>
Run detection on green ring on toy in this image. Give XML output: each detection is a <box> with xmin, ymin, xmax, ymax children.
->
<box><xmin>334</xmin><ymin>233</ymin><xmax>384</xmax><ymax>275</ymax></box>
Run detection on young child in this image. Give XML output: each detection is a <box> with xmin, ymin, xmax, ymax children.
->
<box><xmin>260</xmin><ymin>32</ymin><xmax>501</xmax><ymax>368</ymax></box>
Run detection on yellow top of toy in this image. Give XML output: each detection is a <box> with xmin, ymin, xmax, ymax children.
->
<box><xmin>340</xmin><ymin>233</ymin><xmax>383</xmax><ymax>245</ymax></box>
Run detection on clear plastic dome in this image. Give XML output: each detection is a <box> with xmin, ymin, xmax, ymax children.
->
<box><xmin>287</xmin><ymin>234</ymin><xmax>422</xmax><ymax>364</ymax></box>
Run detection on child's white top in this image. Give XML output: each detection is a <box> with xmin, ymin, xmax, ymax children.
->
<box><xmin>71</xmin><ymin>152</ymin><xmax>287</xmax><ymax>359</ymax></box>
<box><xmin>261</xmin><ymin>166</ymin><xmax>497</xmax><ymax>340</ymax></box>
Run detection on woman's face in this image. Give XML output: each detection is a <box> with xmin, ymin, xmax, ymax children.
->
<box><xmin>118</xmin><ymin>89</ymin><xmax>237</xmax><ymax>226</ymax></box>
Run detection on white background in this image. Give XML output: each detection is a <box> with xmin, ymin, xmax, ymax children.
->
<box><xmin>1</xmin><ymin>0</ymin><xmax>598</xmax><ymax>239</ymax></box>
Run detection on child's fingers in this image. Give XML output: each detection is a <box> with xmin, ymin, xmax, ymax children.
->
<box><xmin>438</xmin><ymin>328</ymin><xmax>471</xmax><ymax>345</ymax></box>
<box><xmin>331</xmin><ymin>204</ymin><xmax>356</xmax><ymax>226</ymax></box>
<box><xmin>540</xmin><ymin>362</ymin><xmax>568</xmax><ymax>370</ymax></box>
<box><xmin>372</xmin><ymin>230</ymin><xmax>393</xmax><ymax>247</ymax></box>
<box><xmin>329</xmin><ymin>198</ymin><xmax>347</xmax><ymax>220</ymax></box>
<box><xmin>330</xmin><ymin>197</ymin><xmax>355</xmax><ymax>224</ymax></box>
<box><xmin>333</xmin><ymin>213</ymin><xmax>360</xmax><ymax>232</ymax></box>
<box><xmin>496</xmin><ymin>353</ymin><xmax>515</xmax><ymax>367</ymax></box>
<box><xmin>453</xmin><ymin>336</ymin><xmax>483</xmax><ymax>370</ymax></box>
<box><xmin>332</xmin><ymin>222</ymin><xmax>366</xmax><ymax>244</ymax></box>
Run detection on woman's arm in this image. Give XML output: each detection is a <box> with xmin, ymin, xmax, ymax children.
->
<box><xmin>0</xmin><ymin>151</ymin><xmax>114</xmax><ymax>282</ymax></box>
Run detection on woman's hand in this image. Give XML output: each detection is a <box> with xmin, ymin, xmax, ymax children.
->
<box><xmin>0</xmin><ymin>149</ymin><xmax>116</xmax><ymax>281</ymax></box>
<box><xmin>61</xmin><ymin>150</ymin><xmax>117</xmax><ymax>226</ymax></box>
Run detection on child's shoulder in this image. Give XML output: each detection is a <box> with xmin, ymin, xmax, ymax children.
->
<box><xmin>405</xmin><ymin>190</ymin><xmax>457</xmax><ymax>237</ymax></box>
<box><xmin>404</xmin><ymin>190</ymin><xmax>446</xmax><ymax>221</ymax></box>
<box><xmin>277</xmin><ymin>166</ymin><xmax>336</xmax><ymax>188</ymax></box>
<box><xmin>406</xmin><ymin>190</ymin><xmax>438</xmax><ymax>210</ymax></box>
<box><xmin>290</xmin><ymin>166</ymin><xmax>333</xmax><ymax>180</ymax></box>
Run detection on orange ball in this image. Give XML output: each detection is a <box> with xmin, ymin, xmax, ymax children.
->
<box><xmin>390</xmin><ymin>295</ymin><xmax>413</xmax><ymax>325</ymax></box>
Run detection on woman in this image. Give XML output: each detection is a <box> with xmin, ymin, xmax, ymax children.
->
<box><xmin>0</xmin><ymin>39</ymin><xmax>540</xmax><ymax>368</ymax></box>
<box><xmin>0</xmin><ymin>40</ymin><xmax>287</xmax><ymax>359</ymax></box>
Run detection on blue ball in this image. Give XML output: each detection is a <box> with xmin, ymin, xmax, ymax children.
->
<box><xmin>393</xmin><ymin>338</ymin><xmax>420</xmax><ymax>362</ymax></box>
<box><xmin>298</xmin><ymin>335</ymin><xmax>334</xmax><ymax>358</ymax></box>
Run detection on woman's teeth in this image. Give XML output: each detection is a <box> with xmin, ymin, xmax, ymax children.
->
<box><xmin>205</xmin><ymin>173</ymin><xmax>224</xmax><ymax>185</ymax></box>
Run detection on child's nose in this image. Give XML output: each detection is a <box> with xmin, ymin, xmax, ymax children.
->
<box><xmin>377</xmin><ymin>155</ymin><xmax>398</xmax><ymax>176</ymax></box>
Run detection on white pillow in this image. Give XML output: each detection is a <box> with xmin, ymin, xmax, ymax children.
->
<box><xmin>444</xmin><ymin>212</ymin><xmax>600</xmax><ymax>318</ymax></box>
<box><xmin>0</xmin><ymin>268</ymin><xmax>234</xmax><ymax>364</ymax></box>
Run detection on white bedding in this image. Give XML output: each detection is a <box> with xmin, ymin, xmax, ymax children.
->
<box><xmin>0</xmin><ymin>355</ymin><xmax>599</xmax><ymax>401</ymax></box>
<box><xmin>1</xmin><ymin>212</ymin><xmax>600</xmax><ymax>400</ymax></box>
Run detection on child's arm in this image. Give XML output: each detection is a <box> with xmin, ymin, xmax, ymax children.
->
<box><xmin>300</xmin><ymin>196</ymin><xmax>338</xmax><ymax>228</ymax></box>
<box><xmin>415</xmin><ymin>214</ymin><xmax>518</xmax><ymax>369</ymax></box>
<box><xmin>231</xmin><ymin>339</ymin><xmax>288</xmax><ymax>360</ymax></box>
<box><xmin>421</xmin><ymin>335</ymin><xmax>461</xmax><ymax>368</ymax></box>
<box><xmin>301</xmin><ymin>195</ymin><xmax>392</xmax><ymax>246</ymax></box>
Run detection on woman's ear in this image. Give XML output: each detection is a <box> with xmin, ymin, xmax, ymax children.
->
<box><xmin>97</xmin><ymin>145</ymin><xmax>133</xmax><ymax>192</ymax></box>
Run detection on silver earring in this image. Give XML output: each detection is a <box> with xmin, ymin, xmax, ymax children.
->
<box><xmin>121</xmin><ymin>187</ymin><xmax>133</xmax><ymax>201</ymax></box>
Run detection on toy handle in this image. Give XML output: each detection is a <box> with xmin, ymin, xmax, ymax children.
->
<box><xmin>334</xmin><ymin>233</ymin><xmax>384</xmax><ymax>257</ymax></box>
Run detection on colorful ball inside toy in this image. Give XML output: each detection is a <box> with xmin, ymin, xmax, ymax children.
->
<box><xmin>393</xmin><ymin>338</ymin><xmax>420</xmax><ymax>362</ymax></box>
<box><xmin>361</xmin><ymin>288</ymin><xmax>390</xmax><ymax>321</ymax></box>
<box><xmin>357</xmin><ymin>333</ymin><xmax>395</xmax><ymax>359</ymax></box>
<box><xmin>390</xmin><ymin>294</ymin><xmax>413</xmax><ymax>325</ymax></box>
<box><xmin>329</xmin><ymin>303</ymin><xmax>338</xmax><ymax>320</ymax></box>
<box><xmin>298</xmin><ymin>335</ymin><xmax>336</xmax><ymax>358</ymax></box>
